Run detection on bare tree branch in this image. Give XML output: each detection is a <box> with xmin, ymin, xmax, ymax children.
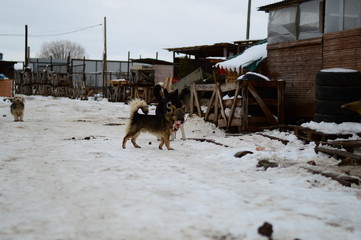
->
<box><xmin>38</xmin><ymin>40</ymin><xmax>87</xmax><ymax>59</ymax></box>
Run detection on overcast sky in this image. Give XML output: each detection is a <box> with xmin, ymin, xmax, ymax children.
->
<box><xmin>1</xmin><ymin>0</ymin><xmax>273</xmax><ymax>63</ymax></box>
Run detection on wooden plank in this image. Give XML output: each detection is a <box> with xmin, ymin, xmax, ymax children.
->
<box><xmin>188</xmin><ymin>137</ymin><xmax>229</xmax><ymax>147</ymax></box>
<box><xmin>304</xmin><ymin>166</ymin><xmax>360</xmax><ymax>187</ymax></box>
<box><xmin>216</xmin><ymin>83</ymin><xmax>227</xmax><ymax>123</ymax></box>
<box><xmin>315</xmin><ymin>146</ymin><xmax>361</xmax><ymax>166</ymax></box>
<box><xmin>195</xmin><ymin>83</ymin><xmax>216</xmax><ymax>91</ymax></box>
<box><xmin>247</xmin><ymin>83</ymin><xmax>277</xmax><ymax>124</ymax></box>
<box><xmin>257</xmin><ymin>133</ymin><xmax>289</xmax><ymax>145</ymax></box>
<box><xmin>320</xmin><ymin>140</ymin><xmax>361</xmax><ymax>153</ymax></box>
<box><xmin>294</xmin><ymin>126</ymin><xmax>353</xmax><ymax>143</ymax></box>
<box><xmin>241</xmin><ymin>80</ymin><xmax>249</xmax><ymax>130</ymax></box>
<box><xmin>227</xmin><ymin>80</ymin><xmax>242</xmax><ymax>129</ymax></box>
<box><xmin>193</xmin><ymin>83</ymin><xmax>202</xmax><ymax>117</ymax></box>
<box><xmin>277</xmin><ymin>80</ymin><xmax>285</xmax><ymax>124</ymax></box>
<box><xmin>218</xmin><ymin>118</ymin><xmax>242</xmax><ymax>128</ymax></box>
<box><xmin>189</xmin><ymin>83</ymin><xmax>195</xmax><ymax>115</ymax></box>
<box><xmin>219</xmin><ymin>82</ymin><xmax>238</xmax><ymax>92</ymax></box>
<box><xmin>204</xmin><ymin>87</ymin><xmax>217</xmax><ymax>121</ymax></box>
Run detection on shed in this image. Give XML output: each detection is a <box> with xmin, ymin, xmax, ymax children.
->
<box><xmin>166</xmin><ymin>40</ymin><xmax>260</xmax><ymax>79</ymax></box>
<box><xmin>132</xmin><ymin>58</ymin><xmax>173</xmax><ymax>85</ymax></box>
<box><xmin>0</xmin><ymin>60</ymin><xmax>17</xmax><ymax>79</ymax></box>
<box><xmin>0</xmin><ymin>60</ymin><xmax>17</xmax><ymax>97</ymax></box>
<box><xmin>214</xmin><ymin>40</ymin><xmax>268</xmax><ymax>82</ymax></box>
<box><xmin>259</xmin><ymin>0</ymin><xmax>361</xmax><ymax>123</ymax></box>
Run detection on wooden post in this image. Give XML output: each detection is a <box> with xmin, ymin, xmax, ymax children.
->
<box><xmin>127</xmin><ymin>51</ymin><xmax>130</xmax><ymax>80</ymax></box>
<box><xmin>102</xmin><ymin>16</ymin><xmax>107</xmax><ymax>97</ymax></box>
<box><xmin>241</xmin><ymin>80</ymin><xmax>249</xmax><ymax>130</ymax></box>
<box><xmin>216</xmin><ymin>83</ymin><xmax>227</xmax><ymax>123</ymax></box>
<box><xmin>82</xmin><ymin>56</ymin><xmax>86</xmax><ymax>83</ymax></box>
<box><xmin>277</xmin><ymin>80</ymin><xmax>286</xmax><ymax>124</ymax></box>
<box><xmin>227</xmin><ymin>80</ymin><xmax>241</xmax><ymax>129</ymax></box>
<box><xmin>195</xmin><ymin>86</ymin><xmax>202</xmax><ymax>117</ymax></box>
<box><xmin>204</xmin><ymin>86</ymin><xmax>217</xmax><ymax>121</ymax></box>
<box><xmin>190</xmin><ymin>83</ymin><xmax>194</xmax><ymax>116</ymax></box>
<box><xmin>24</xmin><ymin>25</ymin><xmax>28</xmax><ymax>68</ymax></box>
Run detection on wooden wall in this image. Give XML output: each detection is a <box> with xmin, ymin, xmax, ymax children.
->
<box><xmin>267</xmin><ymin>38</ymin><xmax>323</xmax><ymax>123</ymax></box>
<box><xmin>266</xmin><ymin>27</ymin><xmax>361</xmax><ymax>123</ymax></box>
<box><xmin>323</xmin><ymin>28</ymin><xmax>361</xmax><ymax>71</ymax></box>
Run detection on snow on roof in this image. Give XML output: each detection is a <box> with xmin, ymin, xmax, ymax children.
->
<box><xmin>215</xmin><ymin>42</ymin><xmax>267</xmax><ymax>73</ymax></box>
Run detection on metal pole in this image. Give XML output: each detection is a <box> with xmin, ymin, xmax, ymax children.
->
<box><xmin>246</xmin><ymin>0</ymin><xmax>251</xmax><ymax>40</ymax></box>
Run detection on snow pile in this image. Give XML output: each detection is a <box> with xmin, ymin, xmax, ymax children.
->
<box><xmin>302</xmin><ymin>121</ymin><xmax>361</xmax><ymax>139</ymax></box>
<box><xmin>1</xmin><ymin>96</ymin><xmax>361</xmax><ymax>240</ymax></box>
<box><xmin>215</xmin><ymin>42</ymin><xmax>267</xmax><ymax>73</ymax></box>
<box><xmin>320</xmin><ymin>68</ymin><xmax>358</xmax><ymax>73</ymax></box>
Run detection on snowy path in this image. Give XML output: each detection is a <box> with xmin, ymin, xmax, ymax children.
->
<box><xmin>1</xmin><ymin>96</ymin><xmax>361</xmax><ymax>240</ymax></box>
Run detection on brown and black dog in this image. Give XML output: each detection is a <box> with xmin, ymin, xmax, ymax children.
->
<box><xmin>342</xmin><ymin>100</ymin><xmax>361</xmax><ymax>115</ymax></box>
<box><xmin>122</xmin><ymin>99</ymin><xmax>185</xmax><ymax>150</ymax></box>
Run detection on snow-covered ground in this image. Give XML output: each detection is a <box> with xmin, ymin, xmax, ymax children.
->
<box><xmin>1</xmin><ymin>95</ymin><xmax>361</xmax><ymax>240</ymax></box>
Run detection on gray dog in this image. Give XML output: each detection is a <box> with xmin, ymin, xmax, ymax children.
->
<box><xmin>10</xmin><ymin>95</ymin><xmax>25</xmax><ymax>121</ymax></box>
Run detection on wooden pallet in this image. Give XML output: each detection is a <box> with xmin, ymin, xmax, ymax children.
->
<box><xmin>294</xmin><ymin>126</ymin><xmax>353</xmax><ymax>143</ymax></box>
<box><xmin>315</xmin><ymin>146</ymin><xmax>361</xmax><ymax>166</ymax></box>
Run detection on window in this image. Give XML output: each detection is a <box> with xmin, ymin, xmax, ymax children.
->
<box><xmin>344</xmin><ymin>0</ymin><xmax>361</xmax><ymax>30</ymax></box>
<box><xmin>268</xmin><ymin>6</ymin><xmax>298</xmax><ymax>44</ymax></box>
<box><xmin>268</xmin><ymin>0</ymin><xmax>321</xmax><ymax>44</ymax></box>
<box><xmin>299</xmin><ymin>1</ymin><xmax>323</xmax><ymax>39</ymax></box>
<box><xmin>325</xmin><ymin>0</ymin><xmax>361</xmax><ymax>33</ymax></box>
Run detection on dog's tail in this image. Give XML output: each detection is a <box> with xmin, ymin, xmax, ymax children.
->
<box><xmin>154</xmin><ymin>84</ymin><xmax>164</xmax><ymax>102</ymax></box>
<box><xmin>341</xmin><ymin>100</ymin><xmax>361</xmax><ymax>115</ymax></box>
<box><xmin>128</xmin><ymin>98</ymin><xmax>149</xmax><ymax>119</ymax></box>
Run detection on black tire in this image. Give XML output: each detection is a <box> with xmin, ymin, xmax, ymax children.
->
<box><xmin>316</xmin><ymin>71</ymin><xmax>361</xmax><ymax>87</ymax></box>
<box><xmin>315</xmin><ymin>86</ymin><xmax>361</xmax><ymax>101</ymax></box>
<box><xmin>314</xmin><ymin>113</ymin><xmax>360</xmax><ymax>123</ymax></box>
<box><xmin>315</xmin><ymin>100</ymin><xmax>360</xmax><ymax>115</ymax></box>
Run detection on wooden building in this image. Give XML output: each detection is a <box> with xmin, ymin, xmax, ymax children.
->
<box><xmin>0</xmin><ymin>60</ymin><xmax>17</xmax><ymax>97</ymax></box>
<box><xmin>259</xmin><ymin>0</ymin><xmax>361</xmax><ymax>123</ymax></box>
<box><xmin>0</xmin><ymin>60</ymin><xmax>17</xmax><ymax>79</ymax></box>
<box><xmin>166</xmin><ymin>40</ymin><xmax>260</xmax><ymax>79</ymax></box>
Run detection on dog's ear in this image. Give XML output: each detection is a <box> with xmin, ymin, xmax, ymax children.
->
<box><xmin>164</xmin><ymin>89</ymin><xmax>169</xmax><ymax>97</ymax></box>
<box><xmin>182</xmin><ymin>104</ymin><xmax>187</xmax><ymax>112</ymax></box>
<box><xmin>173</xmin><ymin>89</ymin><xmax>179</xmax><ymax>96</ymax></box>
<box><xmin>170</xmin><ymin>105</ymin><xmax>176</xmax><ymax>113</ymax></box>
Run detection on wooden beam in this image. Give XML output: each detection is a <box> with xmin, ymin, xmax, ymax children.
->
<box><xmin>248</xmin><ymin>83</ymin><xmax>277</xmax><ymax>124</ymax></box>
<box><xmin>216</xmin><ymin>83</ymin><xmax>227</xmax><ymax>122</ymax></box>
<box><xmin>204</xmin><ymin>86</ymin><xmax>217</xmax><ymax>121</ymax></box>
<box><xmin>227</xmin><ymin>80</ymin><xmax>242</xmax><ymax>129</ymax></box>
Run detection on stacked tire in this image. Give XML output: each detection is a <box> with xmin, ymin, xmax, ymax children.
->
<box><xmin>314</xmin><ymin>69</ymin><xmax>361</xmax><ymax>123</ymax></box>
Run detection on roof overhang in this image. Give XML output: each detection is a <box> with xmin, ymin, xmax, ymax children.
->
<box><xmin>258</xmin><ymin>0</ymin><xmax>309</xmax><ymax>12</ymax></box>
<box><xmin>165</xmin><ymin>40</ymin><xmax>261</xmax><ymax>58</ymax></box>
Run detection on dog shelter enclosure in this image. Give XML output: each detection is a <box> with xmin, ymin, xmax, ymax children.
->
<box><xmin>258</xmin><ymin>0</ymin><xmax>361</xmax><ymax>123</ymax></box>
<box><xmin>13</xmin><ymin>57</ymin><xmax>173</xmax><ymax>102</ymax></box>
